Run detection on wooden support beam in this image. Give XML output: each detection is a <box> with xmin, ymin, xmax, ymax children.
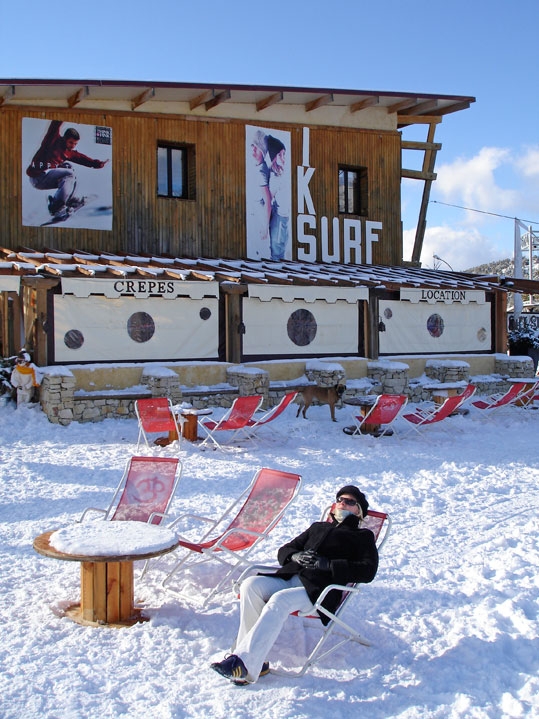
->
<box><xmin>0</xmin><ymin>85</ymin><xmax>15</xmax><ymax>107</ymax></box>
<box><xmin>131</xmin><ymin>88</ymin><xmax>155</xmax><ymax>111</ymax></box>
<box><xmin>412</xmin><ymin>122</ymin><xmax>439</xmax><ymax>265</ymax></box>
<box><xmin>205</xmin><ymin>89</ymin><xmax>231</xmax><ymax>111</ymax></box>
<box><xmin>305</xmin><ymin>94</ymin><xmax>333</xmax><ymax>112</ymax></box>
<box><xmin>399</xmin><ymin>99</ymin><xmax>439</xmax><ymax>116</ymax></box>
<box><xmin>349</xmin><ymin>96</ymin><xmax>379</xmax><ymax>113</ymax></box>
<box><xmin>387</xmin><ymin>97</ymin><xmax>417</xmax><ymax>113</ymax></box>
<box><xmin>67</xmin><ymin>86</ymin><xmax>88</xmax><ymax>108</ymax></box>
<box><xmin>401</xmin><ymin>140</ymin><xmax>442</xmax><ymax>151</ymax></box>
<box><xmin>401</xmin><ymin>168</ymin><xmax>437</xmax><ymax>181</ymax></box>
<box><xmin>189</xmin><ymin>90</ymin><xmax>213</xmax><ymax>110</ymax></box>
<box><xmin>494</xmin><ymin>290</ymin><xmax>508</xmax><ymax>353</ymax></box>
<box><xmin>432</xmin><ymin>100</ymin><xmax>471</xmax><ymax>116</ymax></box>
<box><xmin>256</xmin><ymin>92</ymin><xmax>283</xmax><ymax>112</ymax></box>
<box><xmin>397</xmin><ymin>114</ymin><xmax>442</xmax><ymax>126</ymax></box>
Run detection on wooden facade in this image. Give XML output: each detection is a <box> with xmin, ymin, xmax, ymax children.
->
<box><xmin>1</xmin><ymin>104</ymin><xmax>401</xmax><ymax>264</ymax></box>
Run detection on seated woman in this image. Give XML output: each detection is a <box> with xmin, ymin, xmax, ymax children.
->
<box><xmin>211</xmin><ymin>485</ymin><xmax>378</xmax><ymax>685</ymax></box>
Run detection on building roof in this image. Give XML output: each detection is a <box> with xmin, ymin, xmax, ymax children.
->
<box><xmin>0</xmin><ymin>247</ymin><xmax>531</xmax><ymax>295</ymax></box>
<box><xmin>0</xmin><ymin>79</ymin><xmax>474</xmax><ymax>128</ymax></box>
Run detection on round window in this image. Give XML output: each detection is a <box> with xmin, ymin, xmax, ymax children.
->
<box><xmin>287</xmin><ymin>309</ymin><xmax>317</xmax><ymax>346</ymax></box>
<box><xmin>200</xmin><ymin>307</ymin><xmax>212</xmax><ymax>320</ymax></box>
<box><xmin>426</xmin><ymin>313</ymin><xmax>444</xmax><ymax>338</ymax></box>
<box><xmin>127</xmin><ymin>312</ymin><xmax>155</xmax><ymax>343</ymax></box>
<box><xmin>64</xmin><ymin>329</ymin><xmax>84</xmax><ymax>350</ymax></box>
<box><xmin>477</xmin><ymin>327</ymin><xmax>487</xmax><ymax>342</ymax></box>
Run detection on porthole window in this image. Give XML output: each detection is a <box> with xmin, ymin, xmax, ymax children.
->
<box><xmin>383</xmin><ymin>307</ymin><xmax>393</xmax><ymax>320</ymax></box>
<box><xmin>127</xmin><ymin>312</ymin><xmax>155</xmax><ymax>343</ymax></box>
<box><xmin>426</xmin><ymin>313</ymin><xmax>444</xmax><ymax>338</ymax></box>
<box><xmin>287</xmin><ymin>309</ymin><xmax>317</xmax><ymax>346</ymax></box>
<box><xmin>477</xmin><ymin>327</ymin><xmax>487</xmax><ymax>342</ymax></box>
<box><xmin>64</xmin><ymin>329</ymin><xmax>84</xmax><ymax>350</ymax></box>
<box><xmin>199</xmin><ymin>307</ymin><xmax>211</xmax><ymax>320</ymax></box>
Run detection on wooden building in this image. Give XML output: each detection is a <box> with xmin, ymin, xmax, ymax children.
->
<box><xmin>0</xmin><ymin>79</ymin><xmax>527</xmax><ymax>367</ymax></box>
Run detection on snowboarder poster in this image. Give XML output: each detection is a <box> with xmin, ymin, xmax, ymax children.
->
<box><xmin>22</xmin><ymin>117</ymin><xmax>113</xmax><ymax>230</ymax></box>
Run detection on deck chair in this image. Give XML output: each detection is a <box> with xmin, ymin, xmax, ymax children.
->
<box><xmin>233</xmin><ymin>506</ymin><xmax>391</xmax><ymax>677</ymax></box>
<box><xmin>154</xmin><ymin>467</ymin><xmax>302</xmax><ymax>608</ymax></box>
<box><xmin>198</xmin><ymin>395</ymin><xmax>264</xmax><ymax>449</ymax></box>
<box><xmin>135</xmin><ymin>398</ymin><xmax>183</xmax><ymax>450</ymax></box>
<box><xmin>401</xmin><ymin>385</ymin><xmax>475</xmax><ymax>436</ymax></box>
<box><xmin>78</xmin><ymin>456</ymin><xmax>182</xmax><ymax>525</ymax></box>
<box><xmin>246</xmin><ymin>392</ymin><xmax>298</xmax><ymax>439</ymax></box>
<box><xmin>471</xmin><ymin>381</ymin><xmax>527</xmax><ymax>415</ymax></box>
<box><xmin>348</xmin><ymin>394</ymin><xmax>408</xmax><ymax>438</ymax></box>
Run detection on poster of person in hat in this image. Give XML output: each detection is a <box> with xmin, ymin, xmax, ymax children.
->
<box><xmin>22</xmin><ymin>118</ymin><xmax>113</xmax><ymax>230</ymax></box>
<box><xmin>245</xmin><ymin>125</ymin><xmax>291</xmax><ymax>261</ymax></box>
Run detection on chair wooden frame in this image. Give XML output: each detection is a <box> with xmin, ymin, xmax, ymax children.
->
<box><xmin>135</xmin><ymin>398</ymin><xmax>183</xmax><ymax>451</ymax></box>
<box><xmin>233</xmin><ymin>506</ymin><xmax>391</xmax><ymax>677</ymax></box>
<box><xmin>198</xmin><ymin>395</ymin><xmax>264</xmax><ymax>449</ymax></box>
<box><xmin>78</xmin><ymin>456</ymin><xmax>182</xmax><ymax>526</ymax></box>
<box><xmin>152</xmin><ymin>467</ymin><xmax>302</xmax><ymax>608</ymax></box>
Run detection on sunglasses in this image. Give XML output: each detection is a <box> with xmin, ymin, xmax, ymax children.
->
<box><xmin>336</xmin><ymin>497</ymin><xmax>358</xmax><ymax>507</ymax></box>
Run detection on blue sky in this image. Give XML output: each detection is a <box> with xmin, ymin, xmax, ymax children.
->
<box><xmin>1</xmin><ymin>0</ymin><xmax>538</xmax><ymax>270</ymax></box>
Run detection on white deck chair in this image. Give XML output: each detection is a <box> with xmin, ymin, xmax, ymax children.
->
<box><xmin>233</xmin><ymin>506</ymin><xmax>391</xmax><ymax>677</ymax></box>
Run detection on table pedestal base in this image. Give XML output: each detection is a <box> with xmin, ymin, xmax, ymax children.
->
<box><xmin>63</xmin><ymin>603</ymin><xmax>148</xmax><ymax>628</ymax></box>
<box><xmin>78</xmin><ymin>560</ymin><xmax>143</xmax><ymax>626</ymax></box>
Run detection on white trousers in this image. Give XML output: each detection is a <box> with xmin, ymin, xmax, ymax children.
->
<box><xmin>233</xmin><ymin>574</ymin><xmax>315</xmax><ymax>681</ymax></box>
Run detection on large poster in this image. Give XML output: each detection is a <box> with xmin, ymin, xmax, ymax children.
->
<box><xmin>245</xmin><ymin>124</ymin><xmax>291</xmax><ymax>261</ymax></box>
<box><xmin>22</xmin><ymin>118</ymin><xmax>113</xmax><ymax>230</ymax></box>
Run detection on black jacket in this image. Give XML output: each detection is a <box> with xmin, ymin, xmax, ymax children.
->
<box><xmin>270</xmin><ymin>513</ymin><xmax>379</xmax><ymax>625</ymax></box>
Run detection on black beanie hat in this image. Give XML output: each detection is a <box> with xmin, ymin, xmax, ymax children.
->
<box><xmin>336</xmin><ymin>485</ymin><xmax>369</xmax><ymax>517</ymax></box>
<box><xmin>266</xmin><ymin>135</ymin><xmax>285</xmax><ymax>161</ymax></box>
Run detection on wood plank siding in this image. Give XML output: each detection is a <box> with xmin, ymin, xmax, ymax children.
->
<box><xmin>1</xmin><ymin>105</ymin><xmax>402</xmax><ymax>264</ymax></box>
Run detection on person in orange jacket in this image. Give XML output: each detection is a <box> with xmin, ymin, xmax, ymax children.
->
<box><xmin>10</xmin><ymin>350</ymin><xmax>42</xmax><ymax>407</ymax></box>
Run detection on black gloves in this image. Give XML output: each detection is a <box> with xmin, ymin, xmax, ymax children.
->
<box><xmin>290</xmin><ymin>550</ymin><xmax>331</xmax><ymax>571</ymax></box>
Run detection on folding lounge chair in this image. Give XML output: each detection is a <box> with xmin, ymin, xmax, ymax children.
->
<box><xmin>135</xmin><ymin>398</ymin><xmax>183</xmax><ymax>450</ymax></box>
<box><xmin>153</xmin><ymin>467</ymin><xmax>302</xmax><ymax>608</ymax></box>
<box><xmin>471</xmin><ymin>381</ymin><xmax>527</xmax><ymax>415</ymax></box>
<box><xmin>401</xmin><ymin>385</ymin><xmax>475</xmax><ymax>436</ymax></box>
<box><xmin>233</xmin><ymin>505</ymin><xmax>391</xmax><ymax>677</ymax></box>
<box><xmin>246</xmin><ymin>392</ymin><xmax>298</xmax><ymax>439</ymax></box>
<box><xmin>198</xmin><ymin>395</ymin><xmax>264</xmax><ymax>449</ymax></box>
<box><xmin>78</xmin><ymin>456</ymin><xmax>182</xmax><ymax>525</ymax></box>
<box><xmin>348</xmin><ymin>394</ymin><xmax>408</xmax><ymax>437</ymax></box>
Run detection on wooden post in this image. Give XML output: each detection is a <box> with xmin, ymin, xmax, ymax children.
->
<box><xmin>412</xmin><ymin>122</ymin><xmax>439</xmax><ymax>265</ymax></box>
<box><xmin>221</xmin><ymin>282</ymin><xmax>247</xmax><ymax>364</ymax></box>
<box><xmin>21</xmin><ymin>277</ymin><xmax>59</xmax><ymax>366</ymax></box>
<box><xmin>494</xmin><ymin>291</ymin><xmax>508</xmax><ymax>353</ymax></box>
<box><xmin>367</xmin><ymin>293</ymin><xmax>380</xmax><ymax>359</ymax></box>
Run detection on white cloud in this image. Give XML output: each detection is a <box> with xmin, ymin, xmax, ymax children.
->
<box><xmin>435</xmin><ymin>147</ymin><xmax>518</xmax><ymax>220</ymax></box>
<box><xmin>403</xmin><ymin>225</ymin><xmax>508</xmax><ymax>271</ymax></box>
<box><xmin>515</xmin><ymin>145</ymin><xmax>539</xmax><ymax>177</ymax></box>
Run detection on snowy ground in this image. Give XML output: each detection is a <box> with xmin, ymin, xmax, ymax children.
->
<box><xmin>0</xmin><ymin>398</ymin><xmax>537</xmax><ymax>719</ymax></box>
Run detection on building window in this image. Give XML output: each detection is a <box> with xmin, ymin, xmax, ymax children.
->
<box><xmin>338</xmin><ymin>166</ymin><xmax>368</xmax><ymax>215</ymax></box>
<box><xmin>157</xmin><ymin>144</ymin><xmax>195</xmax><ymax>199</ymax></box>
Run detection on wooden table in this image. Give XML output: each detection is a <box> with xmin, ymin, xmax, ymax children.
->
<box><xmin>423</xmin><ymin>382</ymin><xmax>467</xmax><ymax>406</ymax></box>
<box><xmin>343</xmin><ymin>396</ymin><xmax>383</xmax><ymax>436</ymax></box>
<box><xmin>33</xmin><ymin>525</ymin><xmax>180</xmax><ymax>627</ymax></box>
<box><xmin>175</xmin><ymin>408</ymin><xmax>213</xmax><ymax>442</ymax></box>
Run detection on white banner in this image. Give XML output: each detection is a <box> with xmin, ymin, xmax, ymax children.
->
<box><xmin>379</xmin><ymin>300</ymin><xmax>491</xmax><ymax>353</ymax></box>
<box><xmin>54</xmin><ymin>295</ymin><xmax>219</xmax><ymax>362</ymax></box>
<box><xmin>248</xmin><ymin>284</ymin><xmax>368</xmax><ymax>303</ymax></box>
<box><xmin>0</xmin><ymin>276</ymin><xmax>20</xmax><ymax>292</ymax></box>
<box><xmin>400</xmin><ymin>288</ymin><xmax>485</xmax><ymax>304</ymax></box>
<box><xmin>246</xmin><ymin>125</ymin><xmax>291</xmax><ymax>261</ymax></box>
<box><xmin>61</xmin><ymin>278</ymin><xmax>219</xmax><ymax>300</ymax></box>
<box><xmin>243</xmin><ymin>297</ymin><xmax>359</xmax><ymax>356</ymax></box>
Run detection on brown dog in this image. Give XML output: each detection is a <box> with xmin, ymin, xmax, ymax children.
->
<box><xmin>296</xmin><ymin>384</ymin><xmax>346</xmax><ymax>422</ymax></box>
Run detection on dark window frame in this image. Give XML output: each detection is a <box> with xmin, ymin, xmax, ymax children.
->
<box><xmin>157</xmin><ymin>143</ymin><xmax>196</xmax><ymax>200</ymax></box>
<box><xmin>338</xmin><ymin>165</ymin><xmax>368</xmax><ymax>216</ymax></box>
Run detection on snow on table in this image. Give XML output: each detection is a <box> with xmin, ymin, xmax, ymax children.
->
<box><xmin>49</xmin><ymin>520</ymin><xmax>178</xmax><ymax>557</ymax></box>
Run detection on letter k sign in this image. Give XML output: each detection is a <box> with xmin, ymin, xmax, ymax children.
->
<box><xmin>297</xmin><ymin>166</ymin><xmax>316</xmax><ymax>215</ymax></box>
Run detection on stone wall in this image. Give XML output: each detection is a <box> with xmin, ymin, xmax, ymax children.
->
<box><xmin>39</xmin><ymin>356</ymin><xmax>536</xmax><ymax>425</ymax></box>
